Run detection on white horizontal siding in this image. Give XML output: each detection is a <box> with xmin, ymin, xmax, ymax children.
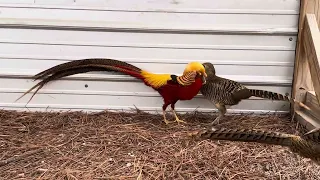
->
<box><xmin>0</xmin><ymin>8</ymin><xmax>298</xmax><ymax>29</ymax></box>
<box><xmin>0</xmin><ymin>0</ymin><xmax>300</xmax><ymax>13</ymax></box>
<box><xmin>0</xmin><ymin>45</ymin><xmax>296</xmax><ymax>65</ymax></box>
<box><xmin>1</xmin><ymin>59</ymin><xmax>293</xmax><ymax>77</ymax></box>
<box><xmin>1</xmin><ymin>79</ymin><xmax>291</xmax><ymax>113</ymax></box>
<box><xmin>0</xmin><ymin>0</ymin><xmax>300</xmax><ymax>114</ymax></box>
<box><xmin>0</xmin><ymin>28</ymin><xmax>297</xmax><ymax>51</ymax></box>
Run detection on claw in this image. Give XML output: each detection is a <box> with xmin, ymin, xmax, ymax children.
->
<box><xmin>163</xmin><ymin>119</ymin><xmax>171</xmax><ymax>125</ymax></box>
<box><xmin>171</xmin><ymin>108</ymin><xmax>186</xmax><ymax>124</ymax></box>
<box><xmin>163</xmin><ymin>117</ymin><xmax>172</xmax><ymax>125</ymax></box>
<box><xmin>210</xmin><ymin>116</ymin><xmax>221</xmax><ymax>125</ymax></box>
<box><xmin>175</xmin><ymin>117</ymin><xmax>186</xmax><ymax>124</ymax></box>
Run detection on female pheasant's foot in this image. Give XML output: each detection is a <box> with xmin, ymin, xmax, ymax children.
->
<box><xmin>210</xmin><ymin>116</ymin><xmax>222</xmax><ymax>125</ymax></box>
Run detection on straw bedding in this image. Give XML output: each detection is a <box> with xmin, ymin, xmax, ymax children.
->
<box><xmin>0</xmin><ymin>109</ymin><xmax>319</xmax><ymax>179</ymax></box>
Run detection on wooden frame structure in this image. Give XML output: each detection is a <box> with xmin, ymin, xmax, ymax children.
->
<box><xmin>292</xmin><ymin>0</ymin><xmax>320</xmax><ymax>131</ymax></box>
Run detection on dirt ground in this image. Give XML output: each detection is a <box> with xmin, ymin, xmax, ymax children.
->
<box><xmin>0</xmin><ymin>109</ymin><xmax>319</xmax><ymax>180</ymax></box>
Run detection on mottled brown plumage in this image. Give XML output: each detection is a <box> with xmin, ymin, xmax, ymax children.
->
<box><xmin>188</xmin><ymin>127</ymin><xmax>320</xmax><ymax>165</ymax></box>
<box><xmin>200</xmin><ymin>62</ymin><xmax>310</xmax><ymax>125</ymax></box>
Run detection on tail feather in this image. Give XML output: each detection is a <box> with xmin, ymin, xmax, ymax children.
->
<box><xmin>249</xmin><ymin>89</ymin><xmax>289</xmax><ymax>101</ymax></box>
<box><xmin>249</xmin><ymin>89</ymin><xmax>311</xmax><ymax>111</ymax></box>
<box><xmin>189</xmin><ymin>127</ymin><xmax>320</xmax><ymax>164</ymax></box>
<box><xmin>16</xmin><ymin>58</ymin><xmax>145</xmax><ymax>103</ymax></box>
<box><xmin>34</xmin><ymin>58</ymin><xmax>142</xmax><ymax>81</ymax></box>
<box><xmin>189</xmin><ymin>127</ymin><xmax>293</xmax><ymax>146</ymax></box>
<box><xmin>16</xmin><ymin>67</ymin><xmax>106</xmax><ymax>104</ymax></box>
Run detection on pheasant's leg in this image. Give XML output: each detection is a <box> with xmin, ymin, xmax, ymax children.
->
<box><xmin>211</xmin><ymin>103</ymin><xmax>226</xmax><ymax>125</ymax></box>
<box><xmin>162</xmin><ymin>110</ymin><xmax>171</xmax><ymax>125</ymax></box>
<box><xmin>171</xmin><ymin>102</ymin><xmax>186</xmax><ymax>123</ymax></box>
<box><xmin>162</xmin><ymin>103</ymin><xmax>171</xmax><ymax>125</ymax></box>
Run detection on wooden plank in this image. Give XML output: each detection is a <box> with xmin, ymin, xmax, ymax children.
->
<box><xmin>303</xmin><ymin>14</ymin><xmax>320</xmax><ymax>105</ymax></box>
<box><xmin>296</xmin><ymin>90</ymin><xmax>320</xmax><ymax>132</ymax></box>
<box><xmin>292</xmin><ymin>0</ymin><xmax>312</xmax><ymax>113</ymax></box>
<box><xmin>305</xmin><ymin>91</ymin><xmax>320</xmax><ymax>120</ymax></box>
<box><xmin>295</xmin><ymin>110</ymin><xmax>320</xmax><ymax>132</ymax></box>
<box><xmin>292</xmin><ymin>0</ymin><xmax>320</xmax><ymax>113</ymax></box>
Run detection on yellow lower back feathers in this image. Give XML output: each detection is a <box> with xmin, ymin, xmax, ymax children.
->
<box><xmin>140</xmin><ymin>70</ymin><xmax>172</xmax><ymax>89</ymax></box>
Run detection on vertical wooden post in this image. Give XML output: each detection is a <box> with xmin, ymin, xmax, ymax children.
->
<box><xmin>292</xmin><ymin>0</ymin><xmax>320</xmax><ymax>131</ymax></box>
<box><xmin>292</xmin><ymin>0</ymin><xmax>320</xmax><ymax>113</ymax></box>
<box><xmin>303</xmin><ymin>14</ymin><xmax>320</xmax><ymax>105</ymax></box>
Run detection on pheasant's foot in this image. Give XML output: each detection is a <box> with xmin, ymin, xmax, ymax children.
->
<box><xmin>171</xmin><ymin>108</ymin><xmax>186</xmax><ymax>124</ymax></box>
<box><xmin>163</xmin><ymin>118</ymin><xmax>171</xmax><ymax>125</ymax></box>
<box><xmin>210</xmin><ymin>116</ymin><xmax>221</xmax><ymax>125</ymax></box>
<box><xmin>175</xmin><ymin>117</ymin><xmax>186</xmax><ymax>124</ymax></box>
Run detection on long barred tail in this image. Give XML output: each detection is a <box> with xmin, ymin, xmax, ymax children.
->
<box><xmin>189</xmin><ymin>127</ymin><xmax>294</xmax><ymax>146</ymax></box>
<box><xmin>249</xmin><ymin>89</ymin><xmax>311</xmax><ymax>111</ymax></box>
<box><xmin>33</xmin><ymin>58</ymin><xmax>142</xmax><ymax>81</ymax></box>
<box><xmin>249</xmin><ymin>89</ymin><xmax>289</xmax><ymax>101</ymax></box>
<box><xmin>15</xmin><ymin>58</ymin><xmax>144</xmax><ymax>104</ymax></box>
<box><xmin>188</xmin><ymin>127</ymin><xmax>320</xmax><ymax>164</ymax></box>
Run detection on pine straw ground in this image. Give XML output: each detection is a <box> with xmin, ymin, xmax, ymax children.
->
<box><xmin>0</xmin><ymin>109</ymin><xmax>319</xmax><ymax>180</ymax></box>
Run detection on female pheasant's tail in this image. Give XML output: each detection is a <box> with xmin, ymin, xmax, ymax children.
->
<box><xmin>188</xmin><ymin>127</ymin><xmax>320</xmax><ymax>164</ymax></box>
<box><xmin>15</xmin><ymin>58</ymin><xmax>144</xmax><ymax>104</ymax></box>
<box><xmin>249</xmin><ymin>89</ymin><xmax>289</xmax><ymax>101</ymax></box>
<box><xmin>248</xmin><ymin>89</ymin><xmax>311</xmax><ymax>111</ymax></box>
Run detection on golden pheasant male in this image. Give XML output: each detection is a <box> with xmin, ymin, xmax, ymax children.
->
<box><xmin>189</xmin><ymin>127</ymin><xmax>320</xmax><ymax>165</ymax></box>
<box><xmin>200</xmin><ymin>62</ymin><xmax>310</xmax><ymax>125</ymax></box>
<box><xmin>15</xmin><ymin>58</ymin><xmax>207</xmax><ymax>124</ymax></box>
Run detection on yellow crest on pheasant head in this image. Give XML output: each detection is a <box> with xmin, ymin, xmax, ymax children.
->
<box><xmin>183</xmin><ymin>61</ymin><xmax>207</xmax><ymax>85</ymax></box>
<box><xmin>183</xmin><ymin>61</ymin><xmax>207</xmax><ymax>77</ymax></box>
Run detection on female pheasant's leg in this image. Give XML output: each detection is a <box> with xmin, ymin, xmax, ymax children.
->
<box><xmin>210</xmin><ymin>103</ymin><xmax>226</xmax><ymax>125</ymax></box>
<box><xmin>171</xmin><ymin>102</ymin><xmax>186</xmax><ymax>123</ymax></box>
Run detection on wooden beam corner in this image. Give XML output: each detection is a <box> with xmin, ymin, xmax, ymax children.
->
<box><xmin>302</xmin><ymin>13</ymin><xmax>320</xmax><ymax>105</ymax></box>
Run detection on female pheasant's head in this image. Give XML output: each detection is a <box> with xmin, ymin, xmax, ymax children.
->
<box><xmin>183</xmin><ymin>62</ymin><xmax>207</xmax><ymax>84</ymax></box>
<box><xmin>202</xmin><ymin>62</ymin><xmax>216</xmax><ymax>76</ymax></box>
